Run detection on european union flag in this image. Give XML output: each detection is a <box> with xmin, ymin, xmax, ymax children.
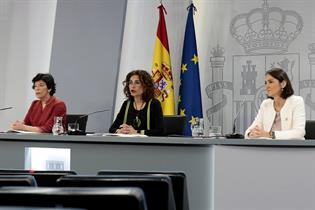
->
<box><xmin>178</xmin><ymin>3</ymin><xmax>203</xmax><ymax>136</ymax></box>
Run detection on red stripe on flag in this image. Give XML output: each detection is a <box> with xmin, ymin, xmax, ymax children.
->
<box><xmin>156</xmin><ymin>4</ymin><xmax>170</xmax><ymax>52</ymax></box>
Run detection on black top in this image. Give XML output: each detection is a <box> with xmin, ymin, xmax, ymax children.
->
<box><xmin>109</xmin><ymin>98</ymin><xmax>164</xmax><ymax>136</ymax></box>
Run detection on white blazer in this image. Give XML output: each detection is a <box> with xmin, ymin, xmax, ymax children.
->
<box><xmin>245</xmin><ymin>95</ymin><xmax>306</xmax><ymax>140</ymax></box>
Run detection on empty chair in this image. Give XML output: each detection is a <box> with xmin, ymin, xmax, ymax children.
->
<box><xmin>305</xmin><ymin>120</ymin><xmax>315</xmax><ymax>139</ymax></box>
<box><xmin>0</xmin><ymin>187</ymin><xmax>147</xmax><ymax>210</ymax></box>
<box><xmin>0</xmin><ymin>170</ymin><xmax>76</xmax><ymax>186</ymax></box>
<box><xmin>66</xmin><ymin>114</ymin><xmax>88</xmax><ymax>132</ymax></box>
<box><xmin>0</xmin><ymin>175</ymin><xmax>37</xmax><ymax>187</ymax></box>
<box><xmin>163</xmin><ymin>115</ymin><xmax>186</xmax><ymax>136</ymax></box>
<box><xmin>57</xmin><ymin>175</ymin><xmax>175</xmax><ymax>210</ymax></box>
<box><xmin>98</xmin><ymin>170</ymin><xmax>189</xmax><ymax>210</ymax></box>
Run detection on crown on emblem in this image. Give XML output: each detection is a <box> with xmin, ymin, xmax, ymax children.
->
<box><xmin>230</xmin><ymin>0</ymin><xmax>303</xmax><ymax>55</ymax></box>
<box><xmin>211</xmin><ymin>44</ymin><xmax>225</xmax><ymax>57</ymax></box>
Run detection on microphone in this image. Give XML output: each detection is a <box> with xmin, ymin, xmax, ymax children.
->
<box><xmin>0</xmin><ymin>107</ymin><xmax>13</xmax><ymax>111</ymax></box>
<box><xmin>68</xmin><ymin>108</ymin><xmax>110</xmax><ymax>135</ymax></box>
<box><xmin>225</xmin><ymin>99</ymin><xmax>245</xmax><ymax>139</ymax></box>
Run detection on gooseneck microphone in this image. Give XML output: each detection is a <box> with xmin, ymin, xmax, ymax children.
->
<box><xmin>225</xmin><ymin>99</ymin><xmax>246</xmax><ymax>139</ymax></box>
<box><xmin>68</xmin><ymin>108</ymin><xmax>110</xmax><ymax>135</ymax></box>
<box><xmin>0</xmin><ymin>107</ymin><xmax>13</xmax><ymax>111</ymax></box>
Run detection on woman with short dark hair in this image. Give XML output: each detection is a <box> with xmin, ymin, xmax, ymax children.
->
<box><xmin>11</xmin><ymin>73</ymin><xmax>67</xmax><ymax>133</ymax></box>
<box><xmin>109</xmin><ymin>70</ymin><xmax>163</xmax><ymax>136</ymax></box>
<box><xmin>245</xmin><ymin>68</ymin><xmax>305</xmax><ymax>139</ymax></box>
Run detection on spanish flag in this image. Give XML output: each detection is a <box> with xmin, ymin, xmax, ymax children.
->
<box><xmin>151</xmin><ymin>4</ymin><xmax>175</xmax><ymax>115</ymax></box>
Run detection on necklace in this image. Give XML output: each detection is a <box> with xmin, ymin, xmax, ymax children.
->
<box><xmin>133</xmin><ymin>100</ymin><xmax>144</xmax><ymax>128</ymax></box>
<box><xmin>134</xmin><ymin>100</ymin><xmax>144</xmax><ymax>111</ymax></box>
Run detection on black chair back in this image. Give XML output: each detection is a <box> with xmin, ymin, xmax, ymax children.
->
<box><xmin>0</xmin><ymin>175</ymin><xmax>37</xmax><ymax>187</ymax></box>
<box><xmin>305</xmin><ymin>120</ymin><xmax>315</xmax><ymax>139</ymax></box>
<box><xmin>163</xmin><ymin>115</ymin><xmax>186</xmax><ymax>136</ymax></box>
<box><xmin>0</xmin><ymin>187</ymin><xmax>147</xmax><ymax>210</ymax></box>
<box><xmin>66</xmin><ymin>114</ymin><xmax>88</xmax><ymax>132</ymax></box>
<box><xmin>0</xmin><ymin>170</ymin><xmax>76</xmax><ymax>186</ymax></box>
<box><xmin>57</xmin><ymin>175</ymin><xmax>175</xmax><ymax>210</ymax></box>
<box><xmin>98</xmin><ymin>170</ymin><xmax>189</xmax><ymax>210</ymax></box>
<box><xmin>0</xmin><ymin>207</ymin><xmax>85</xmax><ymax>210</ymax></box>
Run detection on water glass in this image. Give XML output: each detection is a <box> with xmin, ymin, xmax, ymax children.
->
<box><xmin>68</xmin><ymin>123</ymin><xmax>79</xmax><ymax>132</ymax></box>
<box><xmin>208</xmin><ymin>125</ymin><xmax>222</xmax><ymax>138</ymax></box>
<box><xmin>52</xmin><ymin>116</ymin><xmax>64</xmax><ymax>135</ymax></box>
<box><xmin>191</xmin><ymin>117</ymin><xmax>204</xmax><ymax>137</ymax></box>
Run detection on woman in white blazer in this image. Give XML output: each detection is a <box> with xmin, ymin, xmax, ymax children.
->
<box><xmin>245</xmin><ymin>68</ymin><xmax>306</xmax><ymax>140</ymax></box>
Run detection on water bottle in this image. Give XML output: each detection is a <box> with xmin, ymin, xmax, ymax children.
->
<box><xmin>52</xmin><ymin>116</ymin><xmax>64</xmax><ymax>135</ymax></box>
<box><xmin>191</xmin><ymin>117</ymin><xmax>204</xmax><ymax>137</ymax></box>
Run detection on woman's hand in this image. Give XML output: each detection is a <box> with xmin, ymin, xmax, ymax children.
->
<box><xmin>116</xmin><ymin>124</ymin><xmax>137</xmax><ymax>134</ymax></box>
<box><xmin>11</xmin><ymin>120</ymin><xmax>25</xmax><ymax>131</ymax></box>
<box><xmin>249</xmin><ymin>125</ymin><xmax>270</xmax><ymax>138</ymax></box>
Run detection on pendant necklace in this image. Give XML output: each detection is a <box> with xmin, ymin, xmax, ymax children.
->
<box><xmin>134</xmin><ymin>101</ymin><xmax>144</xmax><ymax>128</ymax></box>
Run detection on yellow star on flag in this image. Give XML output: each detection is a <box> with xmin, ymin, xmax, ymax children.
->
<box><xmin>179</xmin><ymin>108</ymin><xmax>186</xmax><ymax>116</ymax></box>
<box><xmin>181</xmin><ymin>63</ymin><xmax>188</xmax><ymax>73</ymax></box>
<box><xmin>178</xmin><ymin>95</ymin><xmax>181</xmax><ymax>103</ymax></box>
<box><xmin>189</xmin><ymin>116</ymin><xmax>197</xmax><ymax>125</ymax></box>
<box><xmin>191</xmin><ymin>54</ymin><xmax>198</xmax><ymax>65</ymax></box>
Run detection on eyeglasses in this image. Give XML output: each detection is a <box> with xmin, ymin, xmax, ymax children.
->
<box><xmin>127</xmin><ymin>80</ymin><xmax>142</xmax><ymax>86</ymax></box>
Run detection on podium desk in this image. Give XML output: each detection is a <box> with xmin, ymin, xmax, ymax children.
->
<box><xmin>0</xmin><ymin>133</ymin><xmax>314</xmax><ymax>210</ymax></box>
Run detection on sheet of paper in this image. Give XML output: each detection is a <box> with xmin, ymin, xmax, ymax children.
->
<box><xmin>102</xmin><ymin>133</ymin><xmax>148</xmax><ymax>137</ymax></box>
<box><xmin>6</xmin><ymin>129</ymin><xmax>39</xmax><ymax>134</ymax></box>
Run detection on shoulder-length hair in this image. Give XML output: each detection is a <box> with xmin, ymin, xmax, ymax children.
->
<box><xmin>265</xmin><ymin>68</ymin><xmax>294</xmax><ymax>99</ymax></box>
<box><xmin>32</xmin><ymin>73</ymin><xmax>56</xmax><ymax>96</ymax></box>
<box><xmin>123</xmin><ymin>70</ymin><xmax>155</xmax><ymax>102</ymax></box>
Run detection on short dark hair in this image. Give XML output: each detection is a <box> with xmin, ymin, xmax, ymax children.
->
<box><xmin>265</xmin><ymin>68</ymin><xmax>294</xmax><ymax>99</ymax></box>
<box><xmin>32</xmin><ymin>73</ymin><xmax>56</xmax><ymax>96</ymax></box>
<box><xmin>123</xmin><ymin>70</ymin><xmax>155</xmax><ymax>102</ymax></box>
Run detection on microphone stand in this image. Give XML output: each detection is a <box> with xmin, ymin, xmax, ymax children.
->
<box><xmin>67</xmin><ymin>109</ymin><xmax>109</xmax><ymax>135</ymax></box>
<box><xmin>225</xmin><ymin>99</ymin><xmax>245</xmax><ymax>139</ymax></box>
<box><xmin>0</xmin><ymin>107</ymin><xmax>13</xmax><ymax>111</ymax></box>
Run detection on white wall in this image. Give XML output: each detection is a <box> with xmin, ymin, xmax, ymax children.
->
<box><xmin>0</xmin><ymin>0</ymin><xmax>57</xmax><ymax>131</ymax></box>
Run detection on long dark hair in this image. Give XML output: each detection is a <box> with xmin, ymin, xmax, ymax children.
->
<box><xmin>123</xmin><ymin>70</ymin><xmax>155</xmax><ymax>102</ymax></box>
<box><xmin>265</xmin><ymin>68</ymin><xmax>294</xmax><ymax>99</ymax></box>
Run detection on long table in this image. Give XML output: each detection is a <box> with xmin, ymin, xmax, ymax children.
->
<box><xmin>0</xmin><ymin>133</ymin><xmax>314</xmax><ymax>210</ymax></box>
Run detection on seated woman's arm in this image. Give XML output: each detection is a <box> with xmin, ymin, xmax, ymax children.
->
<box><xmin>11</xmin><ymin>120</ymin><xmax>43</xmax><ymax>133</ymax></box>
<box><xmin>13</xmin><ymin>101</ymin><xmax>67</xmax><ymax>133</ymax></box>
<box><xmin>109</xmin><ymin>101</ymin><xmax>127</xmax><ymax>133</ymax></box>
<box><xmin>140</xmin><ymin>99</ymin><xmax>163</xmax><ymax>136</ymax></box>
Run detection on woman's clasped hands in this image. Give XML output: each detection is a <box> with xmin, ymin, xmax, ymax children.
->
<box><xmin>116</xmin><ymin>124</ymin><xmax>137</xmax><ymax>134</ymax></box>
<box><xmin>248</xmin><ymin>125</ymin><xmax>270</xmax><ymax>138</ymax></box>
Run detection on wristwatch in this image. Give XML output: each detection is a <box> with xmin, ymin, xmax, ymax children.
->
<box><xmin>269</xmin><ymin>131</ymin><xmax>275</xmax><ymax>139</ymax></box>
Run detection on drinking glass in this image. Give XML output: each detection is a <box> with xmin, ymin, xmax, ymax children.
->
<box><xmin>191</xmin><ymin>117</ymin><xmax>204</xmax><ymax>137</ymax></box>
<box><xmin>68</xmin><ymin>123</ymin><xmax>79</xmax><ymax>132</ymax></box>
<box><xmin>208</xmin><ymin>125</ymin><xmax>222</xmax><ymax>138</ymax></box>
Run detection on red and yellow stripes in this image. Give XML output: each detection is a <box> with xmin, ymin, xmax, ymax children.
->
<box><xmin>151</xmin><ymin>4</ymin><xmax>175</xmax><ymax>115</ymax></box>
